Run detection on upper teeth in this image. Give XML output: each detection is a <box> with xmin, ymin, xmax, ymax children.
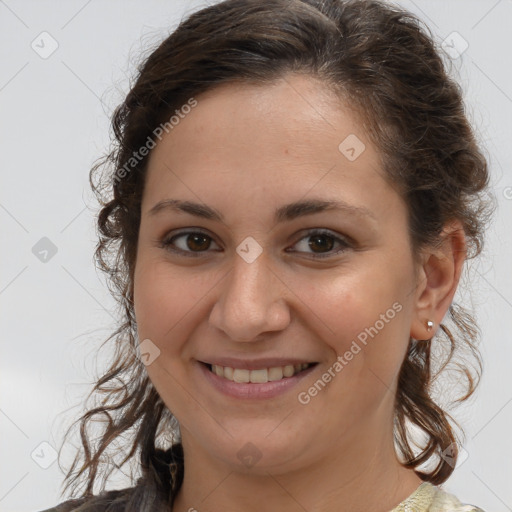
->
<box><xmin>211</xmin><ymin>363</ymin><xmax>310</xmax><ymax>383</ymax></box>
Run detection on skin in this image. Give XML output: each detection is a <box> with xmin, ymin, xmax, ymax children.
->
<box><xmin>133</xmin><ymin>73</ymin><xmax>466</xmax><ymax>512</ymax></box>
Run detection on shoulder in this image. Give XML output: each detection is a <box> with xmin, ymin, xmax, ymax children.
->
<box><xmin>34</xmin><ymin>486</ymin><xmax>133</xmax><ymax>512</ymax></box>
<box><xmin>430</xmin><ymin>483</ymin><xmax>487</xmax><ymax>512</ymax></box>
<box><xmin>391</xmin><ymin>481</ymin><xmax>487</xmax><ymax>512</ymax></box>
<box><xmin>34</xmin><ymin>445</ymin><xmax>183</xmax><ymax>512</ymax></box>
<box><xmin>35</xmin><ymin>497</ymin><xmax>90</xmax><ymax>512</ymax></box>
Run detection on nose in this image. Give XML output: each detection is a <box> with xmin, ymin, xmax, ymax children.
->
<box><xmin>208</xmin><ymin>246</ymin><xmax>291</xmax><ymax>342</ymax></box>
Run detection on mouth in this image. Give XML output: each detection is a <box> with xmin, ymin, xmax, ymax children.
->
<box><xmin>203</xmin><ymin>362</ymin><xmax>317</xmax><ymax>384</ymax></box>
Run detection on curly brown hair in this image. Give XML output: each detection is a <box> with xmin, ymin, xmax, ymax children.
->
<box><xmin>54</xmin><ymin>0</ymin><xmax>493</xmax><ymax>510</ymax></box>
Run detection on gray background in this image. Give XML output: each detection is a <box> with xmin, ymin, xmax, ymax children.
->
<box><xmin>1</xmin><ymin>1</ymin><xmax>511</xmax><ymax>510</ymax></box>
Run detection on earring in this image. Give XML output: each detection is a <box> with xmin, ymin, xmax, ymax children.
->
<box><xmin>426</xmin><ymin>320</ymin><xmax>434</xmax><ymax>332</ymax></box>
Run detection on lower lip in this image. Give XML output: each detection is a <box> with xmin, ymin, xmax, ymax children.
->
<box><xmin>198</xmin><ymin>362</ymin><xmax>317</xmax><ymax>400</ymax></box>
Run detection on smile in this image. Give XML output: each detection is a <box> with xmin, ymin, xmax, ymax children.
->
<box><xmin>208</xmin><ymin>363</ymin><xmax>314</xmax><ymax>383</ymax></box>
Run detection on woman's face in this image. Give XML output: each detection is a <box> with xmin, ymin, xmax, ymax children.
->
<box><xmin>133</xmin><ymin>74</ymin><xmax>423</xmax><ymax>473</ymax></box>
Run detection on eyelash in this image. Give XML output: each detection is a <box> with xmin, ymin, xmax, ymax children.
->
<box><xmin>158</xmin><ymin>228</ymin><xmax>352</xmax><ymax>259</ymax></box>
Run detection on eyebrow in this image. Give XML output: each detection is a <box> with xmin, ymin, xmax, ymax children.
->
<box><xmin>147</xmin><ymin>198</ymin><xmax>377</xmax><ymax>223</ymax></box>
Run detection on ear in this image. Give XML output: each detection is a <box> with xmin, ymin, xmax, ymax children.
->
<box><xmin>410</xmin><ymin>220</ymin><xmax>467</xmax><ymax>341</ymax></box>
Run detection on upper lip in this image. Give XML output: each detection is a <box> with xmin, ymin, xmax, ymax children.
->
<box><xmin>199</xmin><ymin>358</ymin><xmax>317</xmax><ymax>370</ymax></box>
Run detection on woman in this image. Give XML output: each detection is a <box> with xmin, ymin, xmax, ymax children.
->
<box><xmin>39</xmin><ymin>0</ymin><xmax>492</xmax><ymax>510</ymax></box>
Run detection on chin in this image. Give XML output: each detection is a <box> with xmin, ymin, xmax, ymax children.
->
<box><xmin>204</xmin><ymin>426</ymin><xmax>313</xmax><ymax>474</ymax></box>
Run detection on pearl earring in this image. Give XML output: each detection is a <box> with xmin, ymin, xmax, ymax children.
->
<box><xmin>426</xmin><ymin>320</ymin><xmax>434</xmax><ymax>332</ymax></box>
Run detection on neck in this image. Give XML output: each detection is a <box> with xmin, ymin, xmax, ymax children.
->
<box><xmin>171</xmin><ymin>421</ymin><xmax>423</xmax><ymax>512</ymax></box>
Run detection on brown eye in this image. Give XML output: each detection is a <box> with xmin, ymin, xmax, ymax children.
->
<box><xmin>308</xmin><ymin>234</ymin><xmax>334</xmax><ymax>253</ymax></box>
<box><xmin>185</xmin><ymin>233</ymin><xmax>211</xmax><ymax>251</ymax></box>
<box><xmin>289</xmin><ymin>229</ymin><xmax>351</xmax><ymax>259</ymax></box>
<box><xmin>161</xmin><ymin>230</ymin><xmax>221</xmax><ymax>256</ymax></box>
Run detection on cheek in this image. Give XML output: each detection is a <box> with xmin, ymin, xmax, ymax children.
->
<box><xmin>133</xmin><ymin>260</ymin><xmax>207</xmax><ymax>409</ymax></box>
<box><xmin>133</xmin><ymin>257</ymin><xmax>230</xmax><ymax>362</ymax></box>
<box><xmin>134</xmin><ymin>259</ymin><xmax>202</xmax><ymax>347</ymax></box>
<box><xmin>294</xmin><ymin>262</ymin><xmax>412</xmax><ymax>381</ymax></box>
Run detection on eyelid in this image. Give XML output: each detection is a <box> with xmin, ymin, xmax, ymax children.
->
<box><xmin>160</xmin><ymin>228</ymin><xmax>222</xmax><ymax>257</ymax></box>
<box><xmin>159</xmin><ymin>228</ymin><xmax>352</xmax><ymax>258</ymax></box>
<box><xmin>286</xmin><ymin>228</ymin><xmax>352</xmax><ymax>258</ymax></box>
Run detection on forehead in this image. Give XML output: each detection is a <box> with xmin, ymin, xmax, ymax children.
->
<box><xmin>142</xmin><ymin>74</ymin><xmax>402</xmax><ymax>224</ymax></box>
<box><xmin>151</xmin><ymin>74</ymin><xmax>362</xmax><ymax>157</ymax></box>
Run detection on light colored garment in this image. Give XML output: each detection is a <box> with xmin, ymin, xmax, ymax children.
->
<box><xmin>390</xmin><ymin>482</ymin><xmax>485</xmax><ymax>512</ymax></box>
<box><xmin>37</xmin><ymin>480</ymin><xmax>487</xmax><ymax>511</ymax></box>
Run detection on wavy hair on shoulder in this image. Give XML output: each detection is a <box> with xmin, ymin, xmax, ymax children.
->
<box><xmin>55</xmin><ymin>0</ymin><xmax>494</xmax><ymax>510</ymax></box>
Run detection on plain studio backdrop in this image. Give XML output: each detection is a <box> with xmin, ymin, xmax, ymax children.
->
<box><xmin>1</xmin><ymin>1</ymin><xmax>511</xmax><ymax>511</ymax></box>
